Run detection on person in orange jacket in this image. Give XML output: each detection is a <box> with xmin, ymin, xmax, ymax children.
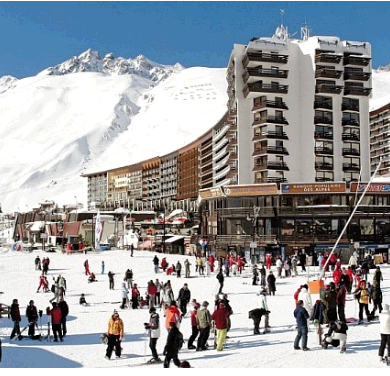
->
<box><xmin>165</xmin><ymin>301</ymin><xmax>181</xmax><ymax>331</ymax></box>
<box><xmin>105</xmin><ymin>310</ymin><xmax>124</xmax><ymax>359</ymax></box>
<box><xmin>47</xmin><ymin>302</ymin><xmax>63</xmax><ymax>342</ymax></box>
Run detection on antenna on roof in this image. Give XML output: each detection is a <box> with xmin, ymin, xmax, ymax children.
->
<box><xmin>274</xmin><ymin>9</ymin><xmax>288</xmax><ymax>41</ymax></box>
<box><xmin>280</xmin><ymin>9</ymin><xmax>285</xmax><ymax>25</ymax></box>
<box><xmin>301</xmin><ymin>18</ymin><xmax>310</xmax><ymax>41</ymax></box>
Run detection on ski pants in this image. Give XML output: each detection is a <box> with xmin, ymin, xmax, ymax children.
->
<box><xmin>52</xmin><ymin>323</ymin><xmax>63</xmax><ymax>341</ymax></box>
<box><xmin>188</xmin><ymin>325</ymin><xmax>199</xmax><ymax>348</ymax></box>
<box><xmin>294</xmin><ymin>325</ymin><xmax>308</xmax><ymax>349</ymax></box>
<box><xmin>379</xmin><ymin>333</ymin><xmax>390</xmax><ymax>358</ymax></box>
<box><xmin>106</xmin><ymin>334</ymin><xmax>121</xmax><ymax>358</ymax></box>
<box><xmin>10</xmin><ymin>320</ymin><xmax>21</xmax><ymax>339</ymax></box>
<box><xmin>216</xmin><ymin>328</ymin><xmax>227</xmax><ymax>351</ymax></box>
<box><xmin>325</xmin><ymin>332</ymin><xmax>346</xmax><ymax>349</ymax></box>
<box><xmin>358</xmin><ymin>303</ymin><xmax>370</xmax><ymax>321</ymax></box>
<box><xmin>163</xmin><ymin>350</ymin><xmax>180</xmax><ymax>368</ymax></box>
<box><xmin>197</xmin><ymin>326</ymin><xmax>210</xmax><ymax>349</ymax></box>
<box><xmin>149</xmin><ymin>337</ymin><xmax>159</xmax><ymax>360</ymax></box>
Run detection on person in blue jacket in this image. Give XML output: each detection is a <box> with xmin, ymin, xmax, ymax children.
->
<box><xmin>293</xmin><ymin>300</ymin><xmax>310</xmax><ymax>351</ymax></box>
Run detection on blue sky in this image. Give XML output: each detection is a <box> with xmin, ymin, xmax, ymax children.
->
<box><xmin>1</xmin><ymin>1</ymin><xmax>390</xmax><ymax>78</ymax></box>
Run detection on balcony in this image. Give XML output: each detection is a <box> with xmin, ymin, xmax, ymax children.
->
<box><xmin>315</xmin><ymin>147</ymin><xmax>333</xmax><ymax>155</ymax></box>
<box><xmin>314</xmin><ymin>116</ymin><xmax>333</xmax><ymax>125</ymax></box>
<box><xmin>242</xmin><ymin>68</ymin><xmax>288</xmax><ymax>83</ymax></box>
<box><xmin>342</xmin><ymin>119</ymin><xmax>360</xmax><ymax>127</ymax></box>
<box><xmin>243</xmin><ymin>83</ymin><xmax>288</xmax><ymax>98</ymax></box>
<box><xmin>253</xmin><ymin>162</ymin><xmax>289</xmax><ymax>171</ymax></box>
<box><xmin>342</xmin><ymin>133</ymin><xmax>360</xmax><ymax>142</ymax></box>
<box><xmin>343</xmin><ymin>55</ymin><xmax>371</xmax><ymax>67</ymax></box>
<box><xmin>342</xmin><ymin>103</ymin><xmax>360</xmax><ymax>112</ymax></box>
<box><xmin>315</xmin><ymin>53</ymin><xmax>343</xmax><ymax>64</ymax></box>
<box><xmin>242</xmin><ymin>52</ymin><xmax>289</xmax><ymax>68</ymax></box>
<box><xmin>315</xmin><ymin>84</ymin><xmax>343</xmax><ymax>94</ymax></box>
<box><xmin>342</xmin><ymin>163</ymin><xmax>360</xmax><ymax>171</ymax></box>
<box><xmin>252</xmin><ymin>146</ymin><xmax>289</xmax><ymax>156</ymax></box>
<box><xmin>314</xmin><ymin>132</ymin><xmax>333</xmax><ymax>140</ymax></box>
<box><xmin>342</xmin><ymin>148</ymin><xmax>360</xmax><ymax>156</ymax></box>
<box><xmin>344</xmin><ymin>86</ymin><xmax>372</xmax><ymax>96</ymax></box>
<box><xmin>344</xmin><ymin>71</ymin><xmax>371</xmax><ymax>81</ymax></box>
<box><xmin>315</xmin><ymin>177</ymin><xmax>334</xmax><ymax>182</ymax></box>
<box><xmin>252</xmin><ymin>115</ymin><xmax>289</xmax><ymax>126</ymax></box>
<box><xmin>252</xmin><ymin>131</ymin><xmax>289</xmax><ymax>141</ymax></box>
<box><xmin>315</xmin><ymin>162</ymin><xmax>334</xmax><ymax>171</ymax></box>
<box><xmin>315</xmin><ymin>68</ymin><xmax>343</xmax><ymax>79</ymax></box>
<box><xmin>314</xmin><ymin>101</ymin><xmax>333</xmax><ymax>110</ymax></box>
<box><xmin>252</xmin><ymin>100</ymin><xmax>288</xmax><ymax>111</ymax></box>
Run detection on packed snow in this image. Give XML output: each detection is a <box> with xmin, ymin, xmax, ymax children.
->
<box><xmin>0</xmin><ymin>247</ymin><xmax>389</xmax><ymax>369</ymax></box>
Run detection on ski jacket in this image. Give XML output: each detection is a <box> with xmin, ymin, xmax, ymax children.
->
<box><xmin>211</xmin><ymin>306</ymin><xmax>230</xmax><ymax>329</ymax></box>
<box><xmin>327</xmin><ymin>320</ymin><xmax>348</xmax><ymax>336</ymax></box>
<box><xmin>370</xmin><ymin>285</ymin><xmax>382</xmax><ymax>302</ymax></box>
<box><xmin>196</xmin><ymin>306</ymin><xmax>211</xmax><ymax>329</ymax></box>
<box><xmin>10</xmin><ymin>303</ymin><xmax>21</xmax><ymax>322</ymax></box>
<box><xmin>298</xmin><ymin>288</ymin><xmax>313</xmax><ymax>314</ymax></box>
<box><xmin>107</xmin><ymin>316</ymin><xmax>124</xmax><ymax>337</ymax></box>
<box><xmin>49</xmin><ymin>306</ymin><xmax>62</xmax><ymax>325</ymax></box>
<box><xmin>161</xmin><ymin>288</ymin><xmax>174</xmax><ymax>306</ymax></box>
<box><xmin>58</xmin><ymin>300</ymin><xmax>69</xmax><ymax>317</ymax></box>
<box><xmin>191</xmin><ymin>309</ymin><xmax>198</xmax><ymax>326</ymax></box>
<box><xmin>311</xmin><ymin>300</ymin><xmax>326</xmax><ymax>324</ymax></box>
<box><xmin>131</xmin><ymin>286</ymin><xmax>140</xmax><ymax>299</ymax></box>
<box><xmin>294</xmin><ymin>288</ymin><xmax>302</xmax><ymax>305</ymax></box>
<box><xmin>258</xmin><ymin>293</ymin><xmax>269</xmax><ymax>311</ymax></box>
<box><xmin>165</xmin><ymin>305</ymin><xmax>181</xmax><ymax>329</ymax></box>
<box><xmin>177</xmin><ymin>287</ymin><xmax>191</xmax><ymax>303</ymax></box>
<box><xmin>164</xmin><ymin>325</ymin><xmax>181</xmax><ymax>355</ymax></box>
<box><xmin>26</xmin><ymin>305</ymin><xmax>38</xmax><ymax>323</ymax></box>
<box><xmin>147</xmin><ymin>284</ymin><xmax>157</xmax><ymax>296</ymax></box>
<box><xmin>121</xmin><ymin>283</ymin><xmax>129</xmax><ymax>299</ymax></box>
<box><xmin>294</xmin><ymin>305</ymin><xmax>309</xmax><ymax>328</ymax></box>
<box><xmin>379</xmin><ymin>308</ymin><xmax>390</xmax><ymax>334</ymax></box>
<box><xmin>336</xmin><ymin>286</ymin><xmax>347</xmax><ymax>306</ymax></box>
<box><xmin>147</xmin><ymin>312</ymin><xmax>160</xmax><ymax>339</ymax></box>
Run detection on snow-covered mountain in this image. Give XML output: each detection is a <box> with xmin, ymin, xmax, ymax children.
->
<box><xmin>0</xmin><ymin>49</ymin><xmax>228</xmax><ymax>213</ymax></box>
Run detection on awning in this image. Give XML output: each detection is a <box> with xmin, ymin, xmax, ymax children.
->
<box><xmin>165</xmin><ymin>235</ymin><xmax>185</xmax><ymax>244</ymax></box>
<box><xmin>138</xmin><ymin>240</ymin><xmax>153</xmax><ymax>249</ymax></box>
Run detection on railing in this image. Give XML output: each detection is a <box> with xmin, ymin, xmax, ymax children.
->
<box><xmin>252</xmin><ymin>100</ymin><xmax>288</xmax><ymax>111</ymax></box>
<box><xmin>242</xmin><ymin>52</ymin><xmax>289</xmax><ymax>67</ymax></box>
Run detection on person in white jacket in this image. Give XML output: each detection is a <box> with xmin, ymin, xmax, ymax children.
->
<box><xmin>298</xmin><ymin>284</ymin><xmax>313</xmax><ymax>317</ymax></box>
<box><xmin>258</xmin><ymin>288</ymin><xmax>271</xmax><ymax>333</ymax></box>
<box><xmin>120</xmin><ymin>282</ymin><xmax>129</xmax><ymax>309</ymax></box>
<box><xmin>378</xmin><ymin>303</ymin><xmax>390</xmax><ymax>362</ymax></box>
<box><xmin>144</xmin><ymin>307</ymin><xmax>162</xmax><ymax>363</ymax></box>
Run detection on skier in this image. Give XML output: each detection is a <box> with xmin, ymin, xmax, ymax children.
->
<box><xmin>105</xmin><ymin>310</ymin><xmax>124</xmax><ymax>360</ymax></box>
<box><xmin>258</xmin><ymin>288</ymin><xmax>271</xmax><ymax>333</ymax></box>
<box><xmin>84</xmin><ymin>259</ymin><xmax>91</xmax><ymax>276</ymax></box>
<box><xmin>34</xmin><ymin>256</ymin><xmax>41</xmax><ymax>270</ymax></box>
<box><xmin>184</xmin><ymin>259</ymin><xmax>191</xmax><ymax>278</ymax></box>
<box><xmin>101</xmin><ymin>260</ymin><xmax>105</xmax><ymax>274</ymax></box>
<box><xmin>36</xmin><ymin>274</ymin><xmax>49</xmax><ymax>292</ymax></box>
<box><xmin>176</xmin><ymin>261</ymin><xmax>182</xmax><ymax>278</ymax></box>
<box><xmin>25</xmin><ymin>300</ymin><xmax>38</xmax><ymax>337</ymax></box>
<box><xmin>120</xmin><ymin>282</ymin><xmax>129</xmax><ymax>309</ymax></box>
<box><xmin>47</xmin><ymin>302</ymin><xmax>63</xmax><ymax>342</ymax></box>
<box><xmin>298</xmin><ymin>284</ymin><xmax>313</xmax><ymax>317</ymax></box>
<box><xmin>144</xmin><ymin>307</ymin><xmax>162</xmax><ymax>364</ymax></box>
<box><xmin>131</xmin><ymin>283</ymin><xmax>140</xmax><ymax>309</ymax></box>
<box><xmin>163</xmin><ymin>321</ymin><xmax>182</xmax><ymax>368</ymax></box>
<box><xmin>79</xmin><ymin>293</ymin><xmax>88</xmax><ymax>306</ymax></box>
<box><xmin>130</xmin><ymin>243</ymin><xmax>134</xmax><ymax>257</ymax></box>
<box><xmin>196</xmin><ymin>301</ymin><xmax>211</xmax><ymax>351</ymax></box>
<box><xmin>147</xmin><ymin>280</ymin><xmax>157</xmax><ymax>309</ymax></box>
<box><xmin>124</xmin><ymin>269</ymin><xmax>133</xmax><ymax>289</ymax></box>
<box><xmin>211</xmin><ymin>302</ymin><xmax>231</xmax><ymax>351</ymax></box>
<box><xmin>108</xmin><ymin>271</ymin><xmax>115</xmax><ymax>290</ymax></box>
<box><xmin>187</xmin><ymin>302</ymin><xmax>200</xmax><ymax>349</ymax></box>
<box><xmin>249</xmin><ymin>307</ymin><xmax>269</xmax><ymax>335</ymax></box>
<box><xmin>378</xmin><ymin>304</ymin><xmax>390</xmax><ymax>363</ymax></box>
<box><xmin>165</xmin><ymin>301</ymin><xmax>181</xmax><ymax>330</ymax></box>
<box><xmin>58</xmin><ymin>296</ymin><xmax>69</xmax><ymax>337</ymax></box>
<box><xmin>10</xmin><ymin>298</ymin><xmax>21</xmax><ymax>340</ymax></box>
<box><xmin>153</xmin><ymin>255</ymin><xmax>160</xmax><ymax>273</ymax></box>
<box><xmin>267</xmin><ymin>271</ymin><xmax>276</xmax><ymax>296</ymax></box>
<box><xmin>322</xmin><ymin>320</ymin><xmax>348</xmax><ymax>353</ymax></box>
<box><xmin>216</xmin><ymin>269</ymin><xmax>224</xmax><ymax>294</ymax></box>
<box><xmin>177</xmin><ymin>283</ymin><xmax>191</xmax><ymax>318</ymax></box>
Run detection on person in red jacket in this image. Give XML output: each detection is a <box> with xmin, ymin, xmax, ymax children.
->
<box><xmin>187</xmin><ymin>302</ymin><xmax>200</xmax><ymax>349</ymax></box>
<box><xmin>131</xmin><ymin>283</ymin><xmax>140</xmax><ymax>309</ymax></box>
<box><xmin>211</xmin><ymin>302</ymin><xmax>231</xmax><ymax>351</ymax></box>
<box><xmin>237</xmin><ymin>257</ymin><xmax>243</xmax><ymax>275</ymax></box>
<box><xmin>147</xmin><ymin>280</ymin><xmax>158</xmax><ymax>309</ymax></box>
<box><xmin>37</xmin><ymin>275</ymin><xmax>49</xmax><ymax>292</ymax></box>
<box><xmin>84</xmin><ymin>259</ymin><xmax>91</xmax><ymax>275</ymax></box>
<box><xmin>208</xmin><ymin>255</ymin><xmax>215</xmax><ymax>272</ymax></box>
<box><xmin>47</xmin><ymin>302</ymin><xmax>63</xmax><ymax>342</ymax></box>
<box><xmin>294</xmin><ymin>285</ymin><xmax>303</xmax><ymax>306</ymax></box>
<box><xmin>333</xmin><ymin>268</ymin><xmax>342</xmax><ymax>287</ymax></box>
<box><xmin>346</xmin><ymin>266</ymin><xmax>354</xmax><ymax>293</ymax></box>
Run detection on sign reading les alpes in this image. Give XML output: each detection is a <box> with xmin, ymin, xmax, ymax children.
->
<box><xmin>281</xmin><ymin>182</ymin><xmax>346</xmax><ymax>194</ymax></box>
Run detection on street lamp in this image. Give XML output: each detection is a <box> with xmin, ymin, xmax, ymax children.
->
<box><xmin>74</xmin><ymin>196</ymin><xmax>78</xmax><ymax>221</ymax></box>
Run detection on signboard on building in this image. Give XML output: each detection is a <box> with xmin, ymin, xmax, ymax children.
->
<box><xmin>281</xmin><ymin>182</ymin><xmax>346</xmax><ymax>194</ymax></box>
<box><xmin>350</xmin><ymin>182</ymin><xmax>390</xmax><ymax>193</ymax></box>
<box><xmin>198</xmin><ymin>187</ymin><xmax>224</xmax><ymax>199</ymax></box>
<box><xmin>223</xmin><ymin>184</ymin><xmax>278</xmax><ymax>196</ymax></box>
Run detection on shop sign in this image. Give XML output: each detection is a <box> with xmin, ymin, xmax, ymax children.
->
<box><xmin>350</xmin><ymin>182</ymin><xmax>390</xmax><ymax>193</ymax></box>
<box><xmin>223</xmin><ymin>184</ymin><xmax>277</xmax><ymax>196</ymax></box>
<box><xmin>281</xmin><ymin>182</ymin><xmax>346</xmax><ymax>194</ymax></box>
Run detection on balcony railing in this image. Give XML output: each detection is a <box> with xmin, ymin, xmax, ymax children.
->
<box><xmin>314</xmin><ymin>116</ymin><xmax>333</xmax><ymax>125</ymax></box>
<box><xmin>315</xmin><ymin>53</ymin><xmax>343</xmax><ymax>64</ymax></box>
<box><xmin>252</xmin><ymin>100</ymin><xmax>288</xmax><ymax>111</ymax></box>
<box><xmin>315</xmin><ymin>68</ymin><xmax>343</xmax><ymax>79</ymax></box>
<box><xmin>315</xmin><ymin>162</ymin><xmax>334</xmax><ymax>170</ymax></box>
<box><xmin>244</xmin><ymin>83</ymin><xmax>289</xmax><ymax>97</ymax></box>
<box><xmin>254</xmin><ymin>177</ymin><xmax>287</xmax><ymax>184</ymax></box>
<box><xmin>315</xmin><ymin>147</ymin><xmax>333</xmax><ymax>155</ymax></box>
<box><xmin>253</xmin><ymin>162</ymin><xmax>289</xmax><ymax>171</ymax></box>
<box><xmin>344</xmin><ymin>86</ymin><xmax>372</xmax><ymax>96</ymax></box>
<box><xmin>342</xmin><ymin>103</ymin><xmax>360</xmax><ymax>112</ymax></box>
<box><xmin>342</xmin><ymin>148</ymin><xmax>360</xmax><ymax>156</ymax></box>
<box><xmin>242</xmin><ymin>52</ymin><xmax>289</xmax><ymax>68</ymax></box>
<box><xmin>343</xmin><ymin>56</ymin><xmax>371</xmax><ymax>67</ymax></box>
<box><xmin>342</xmin><ymin>133</ymin><xmax>360</xmax><ymax>141</ymax></box>
<box><xmin>342</xmin><ymin>163</ymin><xmax>360</xmax><ymax>171</ymax></box>
<box><xmin>315</xmin><ymin>84</ymin><xmax>343</xmax><ymax>94</ymax></box>
<box><xmin>344</xmin><ymin>71</ymin><xmax>371</xmax><ymax>81</ymax></box>
<box><xmin>242</xmin><ymin>68</ymin><xmax>289</xmax><ymax>83</ymax></box>
<box><xmin>252</xmin><ymin>115</ymin><xmax>289</xmax><ymax>126</ymax></box>
<box><xmin>252</xmin><ymin>131</ymin><xmax>289</xmax><ymax>141</ymax></box>
<box><xmin>314</xmin><ymin>132</ymin><xmax>333</xmax><ymax>140</ymax></box>
<box><xmin>314</xmin><ymin>101</ymin><xmax>333</xmax><ymax>110</ymax></box>
<box><xmin>342</xmin><ymin>119</ymin><xmax>360</xmax><ymax>127</ymax></box>
<box><xmin>252</xmin><ymin>146</ymin><xmax>289</xmax><ymax>156</ymax></box>
<box><xmin>315</xmin><ymin>177</ymin><xmax>334</xmax><ymax>182</ymax></box>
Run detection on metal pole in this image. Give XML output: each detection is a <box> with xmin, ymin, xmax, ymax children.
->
<box><xmin>319</xmin><ymin>158</ymin><xmax>383</xmax><ymax>280</ymax></box>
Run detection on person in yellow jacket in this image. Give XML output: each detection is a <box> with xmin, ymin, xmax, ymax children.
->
<box><xmin>354</xmin><ymin>280</ymin><xmax>371</xmax><ymax>324</ymax></box>
<box><xmin>105</xmin><ymin>310</ymin><xmax>124</xmax><ymax>360</ymax></box>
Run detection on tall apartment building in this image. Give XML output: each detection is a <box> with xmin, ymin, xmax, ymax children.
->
<box><xmin>226</xmin><ymin>25</ymin><xmax>372</xmax><ymax>186</ymax></box>
<box><xmin>370</xmin><ymin>103</ymin><xmax>390</xmax><ymax>176</ymax></box>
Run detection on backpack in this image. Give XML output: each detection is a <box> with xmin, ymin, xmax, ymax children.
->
<box><xmin>176</xmin><ymin>330</ymin><xmax>184</xmax><ymax>350</ymax></box>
